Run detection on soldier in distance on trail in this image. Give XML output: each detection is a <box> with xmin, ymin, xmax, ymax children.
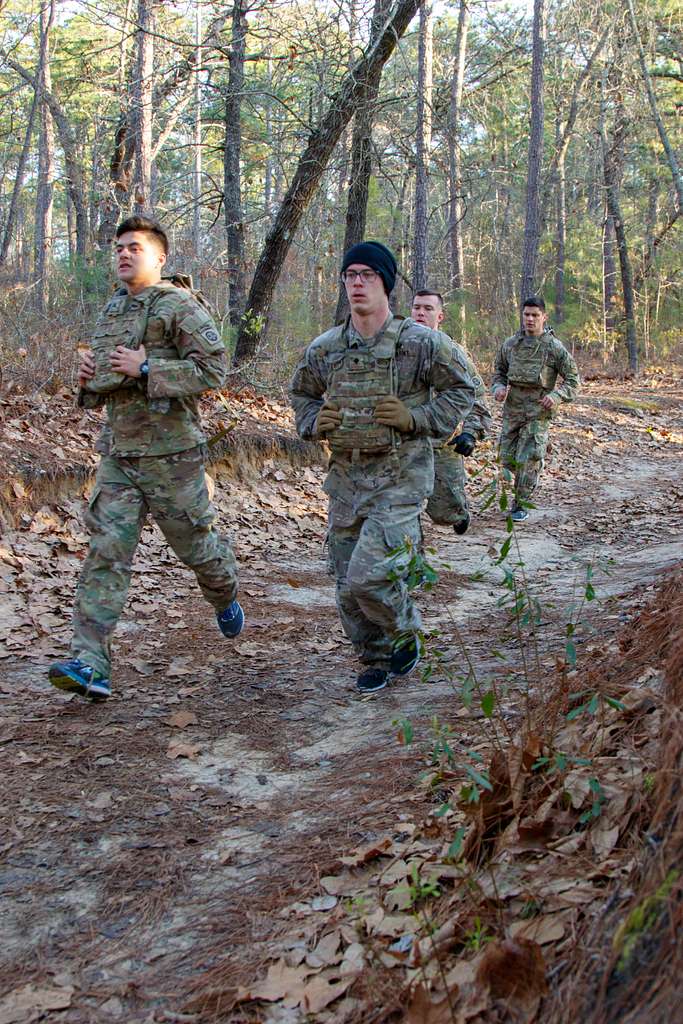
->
<box><xmin>492</xmin><ymin>295</ymin><xmax>580</xmax><ymax>522</ymax></box>
<box><xmin>410</xmin><ymin>288</ymin><xmax>492</xmax><ymax>536</ymax></box>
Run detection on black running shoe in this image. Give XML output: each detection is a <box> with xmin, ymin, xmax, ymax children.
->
<box><xmin>390</xmin><ymin>634</ymin><xmax>421</xmax><ymax>677</ymax></box>
<box><xmin>453</xmin><ymin>514</ymin><xmax>471</xmax><ymax>535</ymax></box>
<box><xmin>356</xmin><ymin>668</ymin><xmax>390</xmax><ymax>694</ymax></box>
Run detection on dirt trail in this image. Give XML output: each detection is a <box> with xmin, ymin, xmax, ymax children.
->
<box><xmin>1</xmin><ymin>375</ymin><xmax>682</xmax><ymax>1022</ymax></box>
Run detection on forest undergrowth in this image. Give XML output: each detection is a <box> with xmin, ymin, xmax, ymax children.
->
<box><xmin>190</xmin><ymin>505</ymin><xmax>683</xmax><ymax>1024</ymax></box>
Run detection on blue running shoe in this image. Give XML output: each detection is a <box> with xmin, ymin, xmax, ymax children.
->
<box><xmin>48</xmin><ymin>659</ymin><xmax>111</xmax><ymax>701</ymax></box>
<box><xmin>216</xmin><ymin>600</ymin><xmax>244</xmax><ymax>638</ymax></box>
<box><xmin>511</xmin><ymin>506</ymin><xmax>529</xmax><ymax>523</ymax></box>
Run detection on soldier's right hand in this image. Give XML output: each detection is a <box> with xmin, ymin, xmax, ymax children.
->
<box><xmin>315</xmin><ymin>402</ymin><xmax>343</xmax><ymax>435</ymax></box>
<box><xmin>493</xmin><ymin>386</ymin><xmax>508</xmax><ymax>403</ymax></box>
<box><xmin>78</xmin><ymin>350</ymin><xmax>96</xmax><ymax>387</ymax></box>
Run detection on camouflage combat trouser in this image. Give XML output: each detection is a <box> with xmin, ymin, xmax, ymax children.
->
<box><xmin>498</xmin><ymin>394</ymin><xmax>552</xmax><ymax>503</ymax></box>
<box><xmin>425</xmin><ymin>445</ymin><xmax>469</xmax><ymax>527</ymax></box>
<box><xmin>72</xmin><ymin>446</ymin><xmax>238</xmax><ymax>676</ymax></box>
<box><xmin>328</xmin><ymin>504</ymin><xmax>422</xmax><ymax>670</ymax></box>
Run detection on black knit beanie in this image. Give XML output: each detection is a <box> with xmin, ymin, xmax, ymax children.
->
<box><xmin>341</xmin><ymin>241</ymin><xmax>397</xmax><ymax>295</ymax></box>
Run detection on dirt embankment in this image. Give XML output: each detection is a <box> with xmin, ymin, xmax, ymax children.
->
<box><xmin>0</xmin><ymin>371</ymin><xmax>682</xmax><ymax>1023</ymax></box>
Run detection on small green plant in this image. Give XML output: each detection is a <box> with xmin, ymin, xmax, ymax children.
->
<box><xmin>392</xmin><ymin>716</ymin><xmax>414</xmax><ymax>745</ymax></box>
<box><xmin>393</xmin><ymin>862</ymin><xmax>442</xmax><ymax>908</ymax></box>
<box><xmin>463</xmin><ymin>915</ymin><xmax>493</xmax><ymax>952</ymax></box>
<box><xmin>445</xmin><ymin>826</ymin><xmax>468</xmax><ymax>862</ymax></box>
<box><xmin>344</xmin><ymin>894</ymin><xmax>370</xmax><ymax>914</ymax></box>
<box><xmin>532</xmin><ymin>751</ymin><xmax>592</xmax><ymax>774</ymax></box>
<box><xmin>579</xmin><ymin>777</ymin><xmax>607</xmax><ymax>824</ymax></box>
<box><xmin>520</xmin><ymin>898</ymin><xmax>542</xmax><ymax>919</ymax></box>
<box><xmin>566</xmin><ymin>690</ymin><xmax>625</xmax><ymax>721</ymax></box>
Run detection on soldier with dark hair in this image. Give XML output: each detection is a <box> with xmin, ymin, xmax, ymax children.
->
<box><xmin>492</xmin><ymin>296</ymin><xmax>579</xmax><ymax>522</ymax></box>
<box><xmin>290</xmin><ymin>242</ymin><xmax>475</xmax><ymax>694</ymax></box>
<box><xmin>411</xmin><ymin>289</ymin><xmax>492</xmax><ymax>535</ymax></box>
<box><xmin>49</xmin><ymin>216</ymin><xmax>243</xmax><ymax>701</ymax></box>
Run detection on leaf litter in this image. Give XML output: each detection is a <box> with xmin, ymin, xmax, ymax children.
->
<box><xmin>0</xmin><ymin>372</ymin><xmax>682</xmax><ymax>1021</ymax></box>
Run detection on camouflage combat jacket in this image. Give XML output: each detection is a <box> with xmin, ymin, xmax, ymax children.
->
<box><xmin>290</xmin><ymin>315</ymin><xmax>476</xmax><ymax>522</ymax></box>
<box><xmin>432</xmin><ymin>329</ymin><xmax>492</xmax><ymax>444</ymax></box>
<box><xmin>79</xmin><ymin>282</ymin><xmax>227</xmax><ymax>458</ymax></box>
<box><xmin>491</xmin><ymin>328</ymin><xmax>579</xmax><ymax>406</ymax></box>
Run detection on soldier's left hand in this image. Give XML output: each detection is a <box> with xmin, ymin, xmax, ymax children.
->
<box><xmin>110</xmin><ymin>345</ymin><xmax>147</xmax><ymax>377</ymax></box>
<box><xmin>375</xmin><ymin>397</ymin><xmax>413</xmax><ymax>433</ymax></box>
<box><xmin>540</xmin><ymin>394</ymin><xmax>556</xmax><ymax>410</ymax></box>
<box><xmin>450</xmin><ymin>431</ymin><xmax>476</xmax><ymax>456</ymax></box>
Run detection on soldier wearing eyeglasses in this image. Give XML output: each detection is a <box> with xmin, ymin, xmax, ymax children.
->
<box><xmin>290</xmin><ymin>242</ymin><xmax>475</xmax><ymax>695</ymax></box>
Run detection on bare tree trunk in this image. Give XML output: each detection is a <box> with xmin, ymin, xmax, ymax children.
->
<box><xmin>7</xmin><ymin>55</ymin><xmax>90</xmax><ymax>259</ymax></box>
<box><xmin>447</xmin><ymin>0</ymin><xmax>468</xmax><ymax>297</ymax></box>
<box><xmin>625</xmin><ymin>0</ymin><xmax>683</xmax><ymax>211</ymax></box>
<box><xmin>0</xmin><ymin>85</ymin><xmax>38</xmax><ymax>268</ymax></box>
<box><xmin>192</xmin><ymin>0</ymin><xmax>202</xmax><ymax>274</ymax></box>
<box><xmin>520</xmin><ymin>0</ymin><xmax>546</xmax><ymax>304</ymax></box>
<box><xmin>224</xmin><ymin>0</ymin><xmax>247</xmax><ymax>328</ymax></box>
<box><xmin>131</xmin><ymin>0</ymin><xmax>155</xmax><ymax>213</ymax></box>
<box><xmin>264</xmin><ymin>51</ymin><xmax>273</xmax><ymax>220</ymax></box>
<box><xmin>334</xmin><ymin>0</ymin><xmax>392</xmax><ymax>323</ymax></box>
<box><xmin>233</xmin><ymin>0</ymin><xmax>422</xmax><ymax>365</ymax></box>
<box><xmin>553</xmin><ymin>114</ymin><xmax>566</xmax><ymax>323</ymax></box>
<box><xmin>34</xmin><ymin>0</ymin><xmax>56</xmax><ymax>313</ymax></box>
<box><xmin>600</xmin><ymin>70</ymin><xmax>638</xmax><ymax>373</ymax></box>
<box><xmin>602</xmin><ymin>211</ymin><xmax>617</xmax><ymax>337</ymax></box>
<box><xmin>412</xmin><ymin>0</ymin><xmax>433</xmax><ymax>290</ymax></box>
<box><xmin>540</xmin><ymin>23</ymin><xmax>611</xmax><ymax>230</ymax></box>
<box><xmin>495</xmin><ymin>135</ymin><xmax>514</xmax><ymax>307</ymax></box>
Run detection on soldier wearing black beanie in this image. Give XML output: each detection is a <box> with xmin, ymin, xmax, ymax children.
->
<box><xmin>341</xmin><ymin>241</ymin><xmax>397</xmax><ymax>296</ymax></box>
<box><xmin>291</xmin><ymin>238</ymin><xmax>476</xmax><ymax>698</ymax></box>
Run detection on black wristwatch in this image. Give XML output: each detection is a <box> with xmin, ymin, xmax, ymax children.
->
<box><xmin>139</xmin><ymin>360</ymin><xmax>149</xmax><ymax>378</ymax></box>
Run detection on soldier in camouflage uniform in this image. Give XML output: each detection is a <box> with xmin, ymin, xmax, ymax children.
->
<box><xmin>290</xmin><ymin>242</ymin><xmax>475</xmax><ymax>695</ymax></box>
<box><xmin>492</xmin><ymin>296</ymin><xmax>579</xmax><ymax>522</ymax></box>
<box><xmin>49</xmin><ymin>216</ymin><xmax>243</xmax><ymax>701</ymax></box>
<box><xmin>411</xmin><ymin>290</ymin><xmax>492</xmax><ymax>535</ymax></box>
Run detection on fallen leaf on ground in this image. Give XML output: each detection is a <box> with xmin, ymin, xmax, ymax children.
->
<box><xmin>405</xmin><ymin>984</ymin><xmax>455</xmax><ymax>1024</ymax></box>
<box><xmin>340</xmin><ymin>836</ymin><xmax>393</xmax><ymax>866</ymax></box>
<box><xmin>163</xmin><ymin>710</ymin><xmax>198</xmax><ymax>730</ymax></box>
<box><xmin>311</xmin><ymin>894</ymin><xmax>337</xmax><ymax>912</ymax></box>
<box><xmin>90</xmin><ymin>791</ymin><xmax>113</xmax><ymax>810</ymax></box>
<box><xmin>301</xmin><ymin>973</ymin><xmax>353</xmax><ymax>1014</ymax></box>
<box><xmin>166</xmin><ymin>739</ymin><xmax>202</xmax><ymax>760</ymax></box>
<box><xmin>236</xmin><ymin>959</ymin><xmax>309</xmax><ymax>1005</ymax></box>
<box><xmin>510</xmin><ymin>915</ymin><xmax>566</xmax><ymax>945</ymax></box>
<box><xmin>0</xmin><ymin>983</ymin><xmax>74</xmax><ymax>1024</ymax></box>
<box><xmin>167</xmin><ymin>657</ymin><xmax>195</xmax><ymax>677</ymax></box>
<box><xmin>476</xmin><ymin>938</ymin><xmax>547</xmax><ymax>1015</ymax></box>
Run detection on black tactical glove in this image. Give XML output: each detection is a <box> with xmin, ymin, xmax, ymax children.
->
<box><xmin>450</xmin><ymin>431</ymin><xmax>476</xmax><ymax>456</ymax></box>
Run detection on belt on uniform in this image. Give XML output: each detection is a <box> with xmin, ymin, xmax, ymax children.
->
<box><xmin>331</xmin><ymin>446</ymin><xmax>395</xmax><ymax>464</ymax></box>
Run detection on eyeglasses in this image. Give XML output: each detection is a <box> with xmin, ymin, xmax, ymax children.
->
<box><xmin>341</xmin><ymin>269</ymin><xmax>378</xmax><ymax>283</ymax></box>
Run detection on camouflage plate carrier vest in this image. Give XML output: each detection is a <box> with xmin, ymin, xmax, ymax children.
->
<box><xmin>325</xmin><ymin>316</ymin><xmax>429</xmax><ymax>453</ymax></box>
<box><xmin>83</xmin><ymin>275</ymin><xmax>207</xmax><ymax>394</ymax></box>
<box><xmin>506</xmin><ymin>331</ymin><xmax>555</xmax><ymax>389</ymax></box>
